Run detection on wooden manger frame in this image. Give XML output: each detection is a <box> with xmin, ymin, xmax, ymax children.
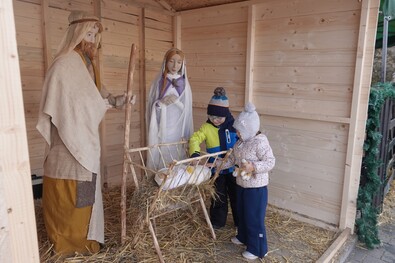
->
<box><xmin>122</xmin><ymin>141</ymin><xmax>232</xmax><ymax>263</ymax></box>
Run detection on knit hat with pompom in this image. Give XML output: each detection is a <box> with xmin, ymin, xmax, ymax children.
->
<box><xmin>233</xmin><ymin>102</ymin><xmax>260</xmax><ymax>141</ymax></box>
<box><xmin>207</xmin><ymin>87</ymin><xmax>230</xmax><ymax>117</ymax></box>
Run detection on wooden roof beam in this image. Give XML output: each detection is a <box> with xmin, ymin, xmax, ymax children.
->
<box><xmin>154</xmin><ymin>0</ymin><xmax>176</xmax><ymax>12</ymax></box>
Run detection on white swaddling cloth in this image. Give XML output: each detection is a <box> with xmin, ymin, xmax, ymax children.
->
<box><xmin>154</xmin><ymin>165</ymin><xmax>211</xmax><ymax>190</ymax></box>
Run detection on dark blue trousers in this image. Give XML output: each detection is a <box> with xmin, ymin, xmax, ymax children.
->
<box><xmin>210</xmin><ymin>173</ymin><xmax>238</xmax><ymax>227</ymax></box>
<box><xmin>236</xmin><ymin>185</ymin><xmax>268</xmax><ymax>258</ymax></box>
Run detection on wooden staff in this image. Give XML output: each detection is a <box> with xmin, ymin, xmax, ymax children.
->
<box><xmin>121</xmin><ymin>43</ymin><xmax>137</xmax><ymax>244</ymax></box>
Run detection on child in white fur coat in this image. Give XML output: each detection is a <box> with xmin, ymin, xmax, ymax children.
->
<box><xmin>216</xmin><ymin>102</ymin><xmax>275</xmax><ymax>260</ymax></box>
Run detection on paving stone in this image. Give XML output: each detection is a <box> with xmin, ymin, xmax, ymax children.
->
<box><xmin>346</xmin><ymin>248</ymin><xmax>368</xmax><ymax>262</ymax></box>
<box><xmin>382</xmin><ymin>242</ymin><xmax>395</xmax><ymax>255</ymax></box>
<box><xmin>362</xmin><ymin>255</ymin><xmax>387</xmax><ymax>263</ymax></box>
<box><xmin>367</xmin><ymin>247</ymin><xmax>386</xmax><ymax>258</ymax></box>
<box><xmin>382</xmin><ymin>250</ymin><xmax>395</xmax><ymax>263</ymax></box>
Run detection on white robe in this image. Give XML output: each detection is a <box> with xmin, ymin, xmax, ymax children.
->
<box><xmin>146</xmin><ymin>53</ymin><xmax>193</xmax><ymax>170</ymax></box>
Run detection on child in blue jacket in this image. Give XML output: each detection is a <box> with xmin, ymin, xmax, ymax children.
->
<box><xmin>189</xmin><ymin>87</ymin><xmax>238</xmax><ymax>229</ymax></box>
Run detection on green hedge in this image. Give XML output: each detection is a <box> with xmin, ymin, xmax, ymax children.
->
<box><xmin>356</xmin><ymin>82</ymin><xmax>395</xmax><ymax>248</ymax></box>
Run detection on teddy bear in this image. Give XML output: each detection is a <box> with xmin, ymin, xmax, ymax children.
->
<box><xmin>232</xmin><ymin>159</ymin><xmax>252</xmax><ymax>180</ymax></box>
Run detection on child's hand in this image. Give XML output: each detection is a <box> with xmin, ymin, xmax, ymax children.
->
<box><xmin>212</xmin><ymin>158</ymin><xmax>223</xmax><ymax>169</ymax></box>
<box><xmin>189</xmin><ymin>152</ymin><xmax>200</xmax><ymax>166</ymax></box>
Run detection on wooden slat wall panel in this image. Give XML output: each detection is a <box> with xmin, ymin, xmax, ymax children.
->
<box><xmin>13</xmin><ymin>0</ymin><xmax>45</xmax><ymax>175</ymax></box>
<box><xmin>49</xmin><ymin>0</ymin><xmax>93</xmax><ymax>11</ymax></box>
<box><xmin>251</xmin><ymin>0</ymin><xmax>361</xmax><ymax>225</ymax></box>
<box><xmin>47</xmin><ymin>10</ymin><xmax>69</xmax><ymax>53</ymax></box>
<box><xmin>134</xmin><ymin>0</ymin><xmax>167</xmax><ymax>12</ymax></box>
<box><xmin>254</xmin><ymin>5</ymin><xmax>360</xmax><ymax>117</ymax></box>
<box><xmin>179</xmin><ymin>0</ymin><xmax>378</xmax><ymax>228</ymax></box>
<box><xmin>13</xmin><ymin>1</ymin><xmax>42</xmax><ymax>49</ymax></box>
<box><xmin>181</xmin><ymin>6</ymin><xmax>248</xmax><ymax>28</ymax></box>
<box><xmin>144</xmin><ymin>8</ymin><xmax>174</xmax><ymax>106</ymax></box>
<box><xmin>266</xmin><ymin>114</ymin><xmax>348</xmax><ymax>225</ymax></box>
<box><xmin>98</xmin><ymin>1</ymin><xmax>141</xmax><ymax>184</ymax></box>
<box><xmin>255</xmin><ymin>50</ymin><xmax>357</xmax><ymax>67</ymax></box>
<box><xmin>101</xmin><ymin>0</ymin><xmax>140</xmax><ymax>24</ymax></box>
<box><xmin>254</xmin><ymin>0</ymin><xmax>361</xmax><ymax>19</ymax></box>
<box><xmin>182</xmin><ymin>5</ymin><xmax>248</xmax><ymax>112</ymax></box>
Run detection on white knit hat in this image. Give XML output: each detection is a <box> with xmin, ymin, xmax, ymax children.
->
<box><xmin>233</xmin><ymin>102</ymin><xmax>260</xmax><ymax>141</ymax></box>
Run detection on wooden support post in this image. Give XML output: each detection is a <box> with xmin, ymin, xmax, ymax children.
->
<box><xmin>154</xmin><ymin>0</ymin><xmax>176</xmax><ymax>12</ymax></box>
<box><xmin>93</xmin><ymin>0</ymin><xmax>109</xmax><ymax>189</ymax></box>
<box><xmin>148</xmin><ymin>219</ymin><xmax>165</xmax><ymax>263</ymax></box>
<box><xmin>173</xmin><ymin>15</ymin><xmax>181</xmax><ymax>49</ymax></box>
<box><xmin>245</xmin><ymin>4</ymin><xmax>256</xmax><ymax>104</ymax></box>
<box><xmin>121</xmin><ymin>44</ymin><xmax>137</xmax><ymax>244</ymax></box>
<box><xmin>199</xmin><ymin>190</ymin><xmax>216</xmax><ymax>240</ymax></box>
<box><xmin>139</xmin><ymin>8</ymin><xmax>147</xmax><ymax>147</ymax></box>
<box><xmin>41</xmin><ymin>0</ymin><xmax>51</xmax><ymax>71</ymax></box>
<box><xmin>340</xmin><ymin>0</ymin><xmax>378</xmax><ymax>231</ymax></box>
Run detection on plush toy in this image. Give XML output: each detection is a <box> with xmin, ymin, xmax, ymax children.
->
<box><xmin>232</xmin><ymin>159</ymin><xmax>252</xmax><ymax>181</ymax></box>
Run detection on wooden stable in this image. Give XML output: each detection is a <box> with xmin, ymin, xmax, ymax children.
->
<box><xmin>1</xmin><ymin>0</ymin><xmax>381</xmax><ymax>261</ymax></box>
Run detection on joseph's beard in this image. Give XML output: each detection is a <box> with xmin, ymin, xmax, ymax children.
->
<box><xmin>76</xmin><ymin>41</ymin><xmax>97</xmax><ymax>61</ymax></box>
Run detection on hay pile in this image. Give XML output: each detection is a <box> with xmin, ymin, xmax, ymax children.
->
<box><xmin>36</xmin><ymin>184</ymin><xmax>337</xmax><ymax>263</ymax></box>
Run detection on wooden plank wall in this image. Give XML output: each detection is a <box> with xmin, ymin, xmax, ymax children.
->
<box><xmin>181</xmin><ymin>5</ymin><xmax>248</xmax><ymax>127</ymax></box>
<box><xmin>254</xmin><ymin>0</ymin><xmax>359</xmax><ymax>227</ymax></box>
<box><xmin>1</xmin><ymin>0</ymin><xmax>39</xmax><ymax>261</ymax></box>
<box><xmin>144</xmin><ymin>8</ymin><xmax>174</xmax><ymax>118</ymax></box>
<box><xmin>180</xmin><ymin>0</ymin><xmax>379</xmax><ymax>228</ymax></box>
<box><xmin>13</xmin><ymin>0</ymin><xmax>173</xmax><ymax>186</ymax></box>
<box><xmin>13</xmin><ymin>0</ymin><xmax>45</xmax><ymax>179</ymax></box>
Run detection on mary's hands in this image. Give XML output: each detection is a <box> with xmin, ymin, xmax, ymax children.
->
<box><xmin>160</xmin><ymin>94</ymin><xmax>178</xmax><ymax>106</ymax></box>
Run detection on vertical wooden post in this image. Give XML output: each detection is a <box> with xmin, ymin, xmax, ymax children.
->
<box><xmin>139</xmin><ymin>8</ymin><xmax>147</xmax><ymax>147</ymax></box>
<box><xmin>93</xmin><ymin>0</ymin><xmax>109</xmax><ymax>189</ymax></box>
<box><xmin>0</xmin><ymin>0</ymin><xmax>40</xmax><ymax>262</ymax></box>
<box><xmin>245</xmin><ymin>4</ymin><xmax>256</xmax><ymax>104</ymax></box>
<box><xmin>121</xmin><ymin>44</ymin><xmax>137</xmax><ymax>244</ymax></box>
<box><xmin>41</xmin><ymin>0</ymin><xmax>51</xmax><ymax>71</ymax></box>
<box><xmin>173</xmin><ymin>14</ymin><xmax>181</xmax><ymax>49</ymax></box>
<box><xmin>339</xmin><ymin>0</ymin><xmax>379</xmax><ymax>230</ymax></box>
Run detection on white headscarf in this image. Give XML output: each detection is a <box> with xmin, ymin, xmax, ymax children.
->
<box><xmin>146</xmin><ymin>48</ymin><xmax>194</xmax><ymax>169</ymax></box>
